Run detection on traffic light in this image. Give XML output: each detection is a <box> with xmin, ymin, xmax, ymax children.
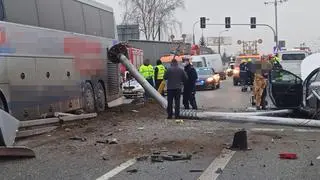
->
<box><xmin>250</xmin><ymin>17</ymin><xmax>256</xmax><ymax>29</ymax></box>
<box><xmin>225</xmin><ymin>17</ymin><xmax>231</xmax><ymax>28</ymax></box>
<box><xmin>200</xmin><ymin>17</ymin><xmax>206</xmax><ymax>29</ymax></box>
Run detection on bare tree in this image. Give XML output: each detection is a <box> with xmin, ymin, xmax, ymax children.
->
<box><xmin>120</xmin><ymin>0</ymin><xmax>185</xmax><ymax>40</ymax></box>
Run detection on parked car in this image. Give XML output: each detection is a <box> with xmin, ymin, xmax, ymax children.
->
<box><xmin>122</xmin><ymin>72</ymin><xmax>144</xmax><ymax>99</ymax></box>
<box><xmin>191</xmin><ymin>54</ymin><xmax>226</xmax><ymax>80</ymax></box>
<box><xmin>195</xmin><ymin>67</ymin><xmax>220</xmax><ymax>90</ymax></box>
<box><xmin>268</xmin><ymin>67</ymin><xmax>320</xmax><ymax>118</ymax></box>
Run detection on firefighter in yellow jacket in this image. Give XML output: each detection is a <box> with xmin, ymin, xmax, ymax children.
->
<box><xmin>139</xmin><ymin>59</ymin><xmax>154</xmax><ymax>100</ymax></box>
<box><xmin>253</xmin><ymin>73</ymin><xmax>267</xmax><ymax>110</ymax></box>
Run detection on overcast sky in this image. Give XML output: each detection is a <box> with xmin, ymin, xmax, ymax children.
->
<box><xmin>99</xmin><ymin>0</ymin><xmax>320</xmax><ymax>54</ymax></box>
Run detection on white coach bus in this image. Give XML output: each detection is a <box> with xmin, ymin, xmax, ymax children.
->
<box><xmin>0</xmin><ymin>0</ymin><xmax>121</xmax><ymax>120</ymax></box>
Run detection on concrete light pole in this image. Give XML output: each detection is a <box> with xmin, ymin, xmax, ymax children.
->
<box><xmin>218</xmin><ymin>30</ymin><xmax>229</xmax><ymax>55</ymax></box>
<box><xmin>264</xmin><ymin>0</ymin><xmax>288</xmax><ymax>49</ymax></box>
<box><xmin>193</xmin><ymin>18</ymin><xmax>210</xmax><ymax>44</ymax></box>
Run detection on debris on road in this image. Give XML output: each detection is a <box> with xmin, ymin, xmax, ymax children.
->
<box><xmin>151</xmin><ymin>155</ymin><xmax>164</xmax><ymax>163</ymax></box>
<box><xmin>131</xmin><ymin>110</ymin><xmax>139</xmax><ymax>113</ymax></box>
<box><xmin>64</xmin><ymin>128</ymin><xmax>71</xmax><ymax>132</ymax></box>
<box><xmin>175</xmin><ymin>120</ymin><xmax>184</xmax><ymax>124</ymax></box>
<box><xmin>102</xmin><ymin>156</ymin><xmax>109</xmax><ymax>161</ymax></box>
<box><xmin>273</xmin><ymin>135</ymin><xmax>282</xmax><ymax>140</ymax></box>
<box><xmin>136</xmin><ymin>156</ymin><xmax>149</xmax><ymax>161</ymax></box>
<box><xmin>107</xmin><ymin>132</ymin><xmax>113</xmax><ymax>136</ymax></box>
<box><xmin>127</xmin><ymin>169</ymin><xmax>138</xmax><ymax>173</ymax></box>
<box><xmin>310</xmin><ymin>161</ymin><xmax>314</xmax><ymax>166</ymax></box>
<box><xmin>137</xmin><ymin>127</ymin><xmax>145</xmax><ymax>130</ymax></box>
<box><xmin>189</xmin><ymin>170</ymin><xmax>204</xmax><ymax>173</ymax></box>
<box><xmin>161</xmin><ymin>154</ymin><xmax>192</xmax><ymax>161</ymax></box>
<box><xmin>69</xmin><ymin>136</ymin><xmax>87</xmax><ymax>142</ymax></box>
<box><xmin>279</xmin><ymin>153</ymin><xmax>297</xmax><ymax>159</ymax></box>
<box><xmin>109</xmin><ymin>138</ymin><xmax>118</xmax><ymax>144</ymax></box>
<box><xmin>229</xmin><ymin>130</ymin><xmax>251</xmax><ymax>151</ymax></box>
<box><xmin>17</xmin><ymin>126</ymin><xmax>58</xmax><ymax>138</ymax></box>
<box><xmin>96</xmin><ymin>140</ymin><xmax>109</xmax><ymax>144</ymax></box>
<box><xmin>215</xmin><ymin>168</ymin><xmax>223</xmax><ymax>174</ymax></box>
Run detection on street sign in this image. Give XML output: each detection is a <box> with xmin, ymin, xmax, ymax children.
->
<box><xmin>207</xmin><ymin>36</ymin><xmax>232</xmax><ymax>46</ymax></box>
<box><xmin>279</xmin><ymin>40</ymin><xmax>286</xmax><ymax>48</ymax></box>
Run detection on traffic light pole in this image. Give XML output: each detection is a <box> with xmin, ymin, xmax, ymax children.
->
<box><xmin>206</xmin><ymin>23</ymin><xmax>278</xmax><ymax>47</ymax></box>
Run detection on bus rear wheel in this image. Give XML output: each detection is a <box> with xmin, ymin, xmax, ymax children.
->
<box><xmin>83</xmin><ymin>82</ymin><xmax>95</xmax><ymax>113</ymax></box>
<box><xmin>96</xmin><ymin>82</ymin><xmax>106</xmax><ymax>112</ymax></box>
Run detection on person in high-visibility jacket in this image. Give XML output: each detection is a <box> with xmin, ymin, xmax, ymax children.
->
<box><xmin>139</xmin><ymin>59</ymin><xmax>155</xmax><ymax>100</ymax></box>
<box><xmin>154</xmin><ymin>59</ymin><xmax>166</xmax><ymax>93</ymax></box>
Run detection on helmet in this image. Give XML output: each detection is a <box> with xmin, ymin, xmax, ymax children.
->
<box><xmin>241</xmin><ymin>59</ymin><xmax>247</xmax><ymax>63</ymax></box>
<box><xmin>247</xmin><ymin>58</ymin><xmax>252</xmax><ymax>62</ymax></box>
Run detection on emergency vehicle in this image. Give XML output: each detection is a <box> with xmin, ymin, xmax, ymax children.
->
<box><xmin>120</xmin><ymin>46</ymin><xmax>144</xmax><ymax>81</ymax></box>
<box><xmin>233</xmin><ymin>54</ymin><xmax>261</xmax><ymax>86</ymax></box>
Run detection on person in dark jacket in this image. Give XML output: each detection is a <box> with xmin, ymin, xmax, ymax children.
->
<box><xmin>182</xmin><ymin>58</ymin><xmax>198</xmax><ymax>110</ymax></box>
<box><xmin>239</xmin><ymin>59</ymin><xmax>248</xmax><ymax>91</ymax></box>
<box><xmin>164</xmin><ymin>59</ymin><xmax>188</xmax><ymax>119</ymax></box>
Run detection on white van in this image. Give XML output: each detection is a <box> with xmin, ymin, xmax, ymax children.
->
<box><xmin>191</xmin><ymin>54</ymin><xmax>225</xmax><ymax>79</ymax></box>
<box><xmin>278</xmin><ymin>50</ymin><xmax>308</xmax><ymax>77</ymax></box>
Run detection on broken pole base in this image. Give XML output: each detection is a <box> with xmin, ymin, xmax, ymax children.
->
<box><xmin>228</xmin><ymin>130</ymin><xmax>251</xmax><ymax>151</ymax></box>
<box><xmin>0</xmin><ymin>146</ymin><xmax>35</xmax><ymax>158</ymax></box>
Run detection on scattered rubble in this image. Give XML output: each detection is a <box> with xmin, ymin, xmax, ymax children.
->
<box><xmin>136</xmin><ymin>156</ymin><xmax>149</xmax><ymax>161</ymax></box>
<box><xmin>69</xmin><ymin>136</ymin><xmax>87</xmax><ymax>142</ymax></box>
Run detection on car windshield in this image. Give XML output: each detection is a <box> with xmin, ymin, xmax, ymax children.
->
<box><xmin>196</xmin><ymin>68</ymin><xmax>212</xmax><ymax>75</ymax></box>
<box><xmin>281</xmin><ymin>53</ymin><xmax>306</xmax><ymax>60</ymax></box>
<box><xmin>193</xmin><ymin>61</ymin><xmax>204</xmax><ymax>67</ymax></box>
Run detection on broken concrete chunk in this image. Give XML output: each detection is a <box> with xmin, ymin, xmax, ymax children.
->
<box><xmin>151</xmin><ymin>155</ymin><xmax>164</xmax><ymax>163</ymax></box>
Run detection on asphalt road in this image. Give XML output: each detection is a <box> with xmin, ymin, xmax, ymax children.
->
<box><xmin>1</xmin><ymin>78</ymin><xmax>320</xmax><ymax>180</ymax></box>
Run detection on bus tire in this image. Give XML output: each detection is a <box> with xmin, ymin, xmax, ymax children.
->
<box><xmin>96</xmin><ymin>82</ymin><xmax>106</xmax><ymax>112</ymax></box>
<box><xmin>83</xmin><ymin>82</ymin><xmax>96</xmax><ymax>113</ymax></box>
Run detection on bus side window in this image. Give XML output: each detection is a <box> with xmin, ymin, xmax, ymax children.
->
<box><xmin>0</xmin><ymin>0</ymin><xmax>4</xmax><ymax>20</ymax></box>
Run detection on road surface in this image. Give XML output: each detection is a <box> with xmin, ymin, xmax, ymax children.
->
<box><xmin>0</xmin><ymin>78</ymin><xmax>319</xmax><ymax>180</ymax></box>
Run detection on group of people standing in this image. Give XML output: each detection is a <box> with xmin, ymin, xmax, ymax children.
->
<box><xmin>139</xmin><ymin>58</ymin><xmax>198</xmax><ymax>119</ymax></box>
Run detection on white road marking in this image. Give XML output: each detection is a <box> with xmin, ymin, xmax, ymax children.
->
<box><xmin>198</xmin><ymin>148</ymin><xmax>236</xmax><ymax>180</ymax></box>
<box><xmin>96</xmin><ymin>158</ymin><xmax>137</xmax><ymax>180</ymax></box>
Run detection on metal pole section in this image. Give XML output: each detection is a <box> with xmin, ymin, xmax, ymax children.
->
<box><xmin>207</xmin><ymin>23</ymin><xmax>277</xmax><ymax>46</ymax></box>
<box><xmin>118</xmin><ymin>54</ymin><xmax>168</xmax><ymax>109</ymax></box>
<box><xmin>274</xmin><ymin>0</ymin><xmax>279</xmax><ymax>48</ymax></box>
<box><xmin>218</xmin><ymin>30</ymin><xmax>228</xmax><ymax>55</ymax></box>
<box><xmin>192</xmin><ymin>20</ymin><xmax>199</xmax><ymax>45</ymax></box>
<box><xmin>196</xmin><ymin>112</ymin><xmax>320</xmax><ymax>128</ymax></box>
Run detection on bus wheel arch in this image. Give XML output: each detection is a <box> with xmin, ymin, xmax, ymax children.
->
<box><xmin>96</xmin><ymin>80</ymin><xmax>107</xmax><ymax>112</ymax></box>
<box><xmin>0</xmin><ymin>91</ymin><xmax>9</xmax><ymax>113</ymax></box>
<box><xmin>83</xmin><ymin>81</ymin><xmax>96</xmax><ymax>113</ymax></box>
